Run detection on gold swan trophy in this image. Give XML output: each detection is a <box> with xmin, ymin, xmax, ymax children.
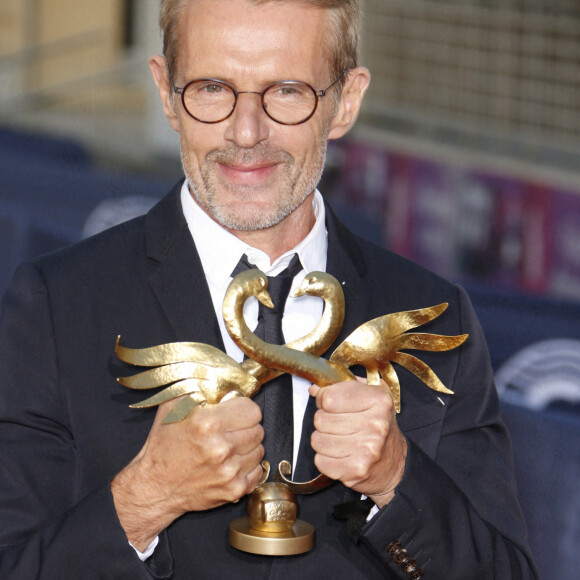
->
<box><xmin>116</xmin><ymin>270</ymin><xmax>467</xmax><ymax>555</ymax></box>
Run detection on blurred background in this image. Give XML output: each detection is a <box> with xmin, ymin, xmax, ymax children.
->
<box><xmin>0</xmin><ymin>1</ymin><xmax>579</xmax><ymax>577</ymax></box>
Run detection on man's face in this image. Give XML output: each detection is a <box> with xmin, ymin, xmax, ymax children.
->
<box><xmin>169</xmin><ymin>0</ymin><xmax>341</xmax><ymax>232</ymax></box>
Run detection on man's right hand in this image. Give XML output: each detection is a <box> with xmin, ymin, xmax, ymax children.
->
<box><xmin>111</xmin><ymin>396</ymin><xmax>264</xmax><ymax>551</ymax></box>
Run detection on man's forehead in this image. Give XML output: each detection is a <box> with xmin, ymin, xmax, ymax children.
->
<box><xmin>177</xmin><ymin>0</ymin><xmax>332</xmax><ymax>78</ymax></box>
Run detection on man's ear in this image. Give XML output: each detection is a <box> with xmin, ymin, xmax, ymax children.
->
<box><xmin>328</xmin><ymin>67</ymin><xmax>371</xmax><ymax>140</ymax></box>
<box><xmin>149</xmin><ymin>55</ymin><xmax>180</xmax><ymax>133</ymax></box>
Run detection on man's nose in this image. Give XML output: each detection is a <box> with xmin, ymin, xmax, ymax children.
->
<box><xmin>224</xmin><ymin>92</ymin><xmax>270</xmax><ymax>148</ymax></box>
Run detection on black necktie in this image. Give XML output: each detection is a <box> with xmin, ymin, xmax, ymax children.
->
<box><xmin>231</xmin><ymin>254</ymin><xmax>303</xmax><ymax>479</ymax></box>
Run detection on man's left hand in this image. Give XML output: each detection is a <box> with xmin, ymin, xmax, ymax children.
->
<box><xmin>309</xmin><ymin>379</ymin><xmax>407</xmax><ymax>508</ymax></box>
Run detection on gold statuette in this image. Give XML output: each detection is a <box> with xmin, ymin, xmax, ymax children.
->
<box><xmin>116</xmin><ymin>269</ymin><xmax>467</xmax><ymax>555</ymax></box>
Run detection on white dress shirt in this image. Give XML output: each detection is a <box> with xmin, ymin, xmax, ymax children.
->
<box><xmin>180</xmin><ymin>180</ymin><xmax>328</xmax><ymax>470</ymax></box>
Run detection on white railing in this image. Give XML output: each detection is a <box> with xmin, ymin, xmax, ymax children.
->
<box><xmin>361</xmin><ymin>0</ymin><xmax>580</xmax><ymax>164</ymax></box>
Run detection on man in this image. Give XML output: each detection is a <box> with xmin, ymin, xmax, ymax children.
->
<box><xmin>0</xmin><ymin>0</ymin><xmax>537</xmax><ymax>578</ymax></box>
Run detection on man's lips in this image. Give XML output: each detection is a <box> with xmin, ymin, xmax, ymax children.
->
<box><xmin>218</xmin><ymin>161</ymin><xmax>280</xmax><ymax>185</ymax></box>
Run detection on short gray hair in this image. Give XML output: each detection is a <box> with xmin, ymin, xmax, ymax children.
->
<box><xmin>159</xmin><ymin>0</ymin><xmax>361</xmax><ymax>89</ymax></box>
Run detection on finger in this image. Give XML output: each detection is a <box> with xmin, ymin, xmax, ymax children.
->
<box><xmin>317</xmin><ymin>382</ymin><xmax>391</xmax><ymax>414</ymax></box>
<box><xmin>228</xmin><ymin>445</ymin><xmax>265</xmax><ymax>499</ymax></box>
<box><xmin>207</xmin><ymin>397</ymin><xmax>262</xmax><ymax>431</ymax></box>
<box><xmin>313</xmin><ymin>453</ymin><xmax>349</xmax><ymax>482</ymax></box>
<box><xmin>312</xmin><ymin>429</ymin><xmax>386</xmax><ymax>461</ymax></box>
<box><xmin>313</xmin><ymin>408</ymin><xmax>374</xmax><ymax>435</ymax></box>
<box><xmin>314</xmin><ymin>454</ymin><xmax>377</xmax><ymax>488</ymax></box>
<box><xmin>229</xmin><ymin>423</ymin><xmax>265</xmax><ymax>455</ymax></box>
<box><xmin>238</xmin><ymin>442</ymin><xmax>265</xmax><ymax>473</ymax></box>
<box><xmin>308</xmin><ymin>383</ymin><xmax>321</xmax><ymax>399</ymax></box>
<box><xmin>199</xmin><ymin>418</ymin><xmax>264</xmax><ymax>465</ymax></box>
<box><xmin>178</xmin><ymin>397</ymin><xmax>262</xmax><ymax>436</ymax></box>
<box><xmin>245</xmin><ymin>463</ymin><xmax>266</xmax><ymax>495</ymax></box>
<box><xmin>311</xmin><ymin>431</ymin><xmax>350</xmax><ymax>458</ymax></box>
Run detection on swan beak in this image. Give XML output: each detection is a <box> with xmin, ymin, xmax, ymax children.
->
<box><xmin>256</xmin><ymin>289</ymin><xmax>274</xmax><ymax>309</ymax></box>
<box><xmin>292</xmin><ymin>284</ymin><xmax>307</xmax><ymax>298</ymax></box>
<box><xmin>291</xmin><ymin>275</ymin><xmax>317</xmax><ymax>298</ymax></box>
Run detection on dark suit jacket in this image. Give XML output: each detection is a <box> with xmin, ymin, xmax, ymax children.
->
<box><xmin>0</xmin><ymin>183</ymin><xmax>537</xmax><ymax>579</ymax></box>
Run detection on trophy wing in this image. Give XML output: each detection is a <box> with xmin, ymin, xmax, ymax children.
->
<box><xmin>116</xmin><ymin>338</ymin><xmax>259</xmax><ymax>422</ymax></box>
<box><xmin>115</xmin><ymin>336</ymin><xmax>235</xmax><ymax>368</ymax></box>
<box><xmin>330</xmin><ymin>304</ymin><xmax>468</xmax><ymax>412</ymax></box>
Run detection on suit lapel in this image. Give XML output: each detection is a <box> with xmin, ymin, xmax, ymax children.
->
<box><xmin>144</xmin><ymin>183</ymin><xmax>225</xmax><ymax>350</ymax></box>
<box><xmin>324</xmin><ymin>203</ymin><xmax>372</xmax><ymax>351</ymax></box>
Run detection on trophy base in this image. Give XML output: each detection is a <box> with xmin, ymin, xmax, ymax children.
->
<box><xmin>229</xmin><ymin>517</ymin><xmax>315</xmax><ymax>556</ymax></box>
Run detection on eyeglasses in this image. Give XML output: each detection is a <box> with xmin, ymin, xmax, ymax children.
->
<box><xmin>168</xmin><ymin>67</ymin><xmax>346</xmax><ymax>126</ymax></box>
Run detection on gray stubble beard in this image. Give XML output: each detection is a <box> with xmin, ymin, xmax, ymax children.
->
<box><xmin>180</xmin><ymin>132</ymin><xmax>328</xmax><ymax>232</ymax></box>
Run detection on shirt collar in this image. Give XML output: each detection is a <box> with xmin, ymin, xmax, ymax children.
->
<box><xmin>180</xmin><ymin>180</ymin><xmax>327</xmax><ymax>290</ymax></box>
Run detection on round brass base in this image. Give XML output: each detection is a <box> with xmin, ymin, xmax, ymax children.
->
<box><xmin>229</xmin><ymin>517</ymin><xmax>315</xmax><ymax>556</ymax></box>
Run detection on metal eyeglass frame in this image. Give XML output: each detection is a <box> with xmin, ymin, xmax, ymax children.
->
<box><xmin>167</xmin><ymin>67</ymin><xmax>347</xmax><ymax>126</ymax></box>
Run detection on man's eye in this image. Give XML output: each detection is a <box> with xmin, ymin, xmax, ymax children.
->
<box><xmin>203</xmin><ymin>84</ymin><xmax>224</xmax><ymax>93</ymax></box>
<box><xmin>277</xmin><ymin>86</ymin><xmax>299</xmax><ymax>96</ymax></box>
<box><xmin>271</xmin><ymin>85</ymin><xmax>308</xmax><ymax>100</ymax></box>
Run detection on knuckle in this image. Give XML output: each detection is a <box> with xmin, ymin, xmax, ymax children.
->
<box><xmin>372</xmin><ymin>416</ymin><xmax>389</xmax><ymax>438</ymax></box>
<box><xmin>313</xmin><ymin>409</ymin><xmax>324</xmax><ymax>429</ymax></box>
<box><xmin>350</xmin><ymin>458</ymin><xmax>368</xmax><ymax>479</ymax></box>
<box><xmin>363</xmin><ymin>412</ymin><xmax>388</xmax><ymax>437</ymax></box>
<box><xmin>218</xmin><ymin>462</ymin><xmax>238</xmax><ymax>483</ymax></box>
<box><xmin>238</xmin><ymin>396</ymin><xmax>262</xmax><ymax>421</ymax></box>
<box><xmin>319</xmin><ymin>387</ymin><xmax>335</xmax><ymax>410</ymax></box>
<box><xmin>251</xmin><ymin>403</ymin><xmax>263</xmax><ymax>423</ymax></box>
<box><xmin>209</xmin><ymin>441</ymin><xmax>231</xmax><ymax>465</ymax></box>
<box><xmin>228</xmin><ymin>479</ymin><xmax>247</xmax><ymax>500</ymax></box>
<box><xmin>310</xmin><ymin>430</ymin><xmax>322</xmax><ymax>451</ymax></box>
<box><xmin>354</xmin><ymin>439</ymin><xmax>381</xmax><ymax>468</ymax></box>
<box><xmin>247</xmin><ymin>445</ymin><xmax>264</xmax><ymax>468</ymax></box>
<box><xmin>313</xmin><ymin>453</ymin><xmax>324</xmax><ymax>473</ymax></box>
<box><xmin>247</xmin><ymin>464</ymin><xmax>260</xmax><ymax>483</ymax></box>
<box><xmin>254</xmin><ymin>424</ymin><xmax>265</xmax><ymax>443</ymax></box>
<box><xmin>376</xmin><ymin>387</ymin><xmax>394</xmax><ymax>410</ymax></box>
<box><xmin>364</xmin><ymin>437</ymin><xmax>383</xmax><ymax>459</ymax></box>
<box><xmin>195</xmin><ymin>414</ymin><xmax>219</xmax><ymax>438</ymax></box>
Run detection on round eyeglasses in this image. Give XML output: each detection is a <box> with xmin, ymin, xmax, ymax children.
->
<box><xmin>168</xmin><ymin>68</ymin><xmax>346</xmax><ymax>126</ymax></box>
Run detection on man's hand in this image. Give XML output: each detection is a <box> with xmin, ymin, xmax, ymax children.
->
<box><xmin>111</xmin><ymin>396</ymin><xmax>264</xmax><ymax>551</ymax></box>
<box><xmin>309</xmin><ymin>379</ymin><xmax>407</xmax><ymax>508</ymax></box>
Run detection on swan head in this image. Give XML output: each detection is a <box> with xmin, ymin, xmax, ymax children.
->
<box><xmin>235</xmin><ymin>269</ymin><xmax>274</xmax><ymax>309</ymax></box>
<box><xmin>292</xmin><ymin>271</ymin><xmax>342</xmax><ymax>302</ymax></box>
<box><xmin>292</xmin><ymin>271</ymin><xmax>325</xmax><ymax>298</ymax></box>
<box><xmin>255</xmin><ymin>281</ymin><xmax>274</xmax><ymax>310</ymax></box>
